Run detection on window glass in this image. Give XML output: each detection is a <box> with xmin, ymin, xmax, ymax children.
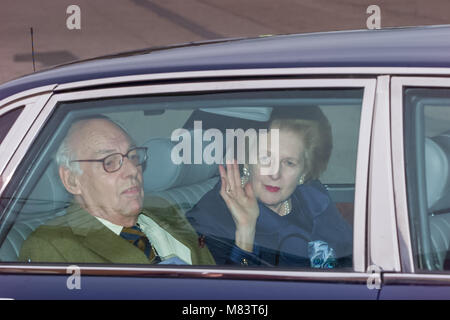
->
<box><xmin>404</xmin><ymin>88</ymin><xmax>450</xmax><ymax>271</ymax></box>
<box><xmin>0</xmin><ymin>107</ymin><xmax>24</xmax><ymax>145</ymax></box>
<box><xmin>0</xmin><ymin>88</ymin><xmax>363</xmax><ymax>270</ymax></box>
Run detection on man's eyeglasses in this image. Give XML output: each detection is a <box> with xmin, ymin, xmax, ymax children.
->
<box><xmin>70</xmin><ymin>147</ymin><xmax>148</xmax><ymax>173</ymax></box>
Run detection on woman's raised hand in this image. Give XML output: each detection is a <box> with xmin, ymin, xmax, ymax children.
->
<box><xmin>219</xmin><ymin>161</ymin><xmax>259</xmax><ymax>252</ymax></box>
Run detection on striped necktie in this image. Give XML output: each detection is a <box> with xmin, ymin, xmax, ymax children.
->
<box><xmin>120</xmin><ymin>225</ymin><xmax>160</xmax><ymax>263</ymax></box>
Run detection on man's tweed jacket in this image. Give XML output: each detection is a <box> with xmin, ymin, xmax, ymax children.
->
<box><xmin>19</xmin><ymin>197</ymin><xmax>215</xmax><ymax>265</ymax></box>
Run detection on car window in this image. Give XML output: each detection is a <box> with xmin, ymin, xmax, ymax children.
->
<box><xmin>0</xmin><ymin>88</ymin><xmax>363</xmax><ymax>270</ymax></box>
<box><xmin>0</xmin><ymin>107</ymin><xmax>24</xmax><ymax>145</ymax></box>
<box><xmin>404</xmin><ymin>87</ymin><xmax>450</xmax><ymax>272</ymax></box>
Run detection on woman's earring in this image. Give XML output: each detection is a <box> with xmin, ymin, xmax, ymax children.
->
<box><xmin>299</xmin><ymin>175</ymin><xmax>305</xmax><ymax>185</ymax></box>
<box><xmin>241</xmin><ymin>167</ymin><xmax>250</xmax><ymax>187</ymax></box>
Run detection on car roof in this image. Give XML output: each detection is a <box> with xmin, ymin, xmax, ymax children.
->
<box><xmin>2</xmin><ymin>25</ymin><xmax>450</xmax><ymax>101</ymax></box>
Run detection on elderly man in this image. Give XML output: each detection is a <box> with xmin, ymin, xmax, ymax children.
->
<box><xmin>19</xmin><ymin>116</ymin><xmax>215</xmax><ymax>265</ymax></box>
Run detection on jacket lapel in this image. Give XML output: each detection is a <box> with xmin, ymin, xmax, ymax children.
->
<box><xmin>65</xmin><ymin>204</ymin><xmax>151</xmax><ymax>264</ymax></box>
<box><xmin>142</xmin><ymin>199</ymin><xmax>199</xmax><ymax>257</ymax></box>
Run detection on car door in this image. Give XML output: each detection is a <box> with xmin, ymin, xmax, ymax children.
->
<box><xmin>377</xmin><ymin>76</ymin><xmax>450</xmax><ymax>299</ymax></box>
<box><xmin>0</xmin><ymin>72</ymin><xmax>379</xmax><ymax>299</ymax></box>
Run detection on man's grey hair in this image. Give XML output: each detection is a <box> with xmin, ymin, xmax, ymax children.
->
<box><xmin>55</xmin><ymin>125</ymin><xmax>83</xmax><ymax>175</ymax></box>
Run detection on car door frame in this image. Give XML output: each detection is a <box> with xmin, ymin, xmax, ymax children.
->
<box><xmin>378</xmin><ymin>76</ymin><xmax>450</xmax><ymax>299</ymax></box>
<box><xmin>0</xmin><ymin>71</ymin><xmax>378</xmax><ymax>299</ymax></box>
<box><xmin>0</xmin><ymin>85</ymin><xmax>56</xmax><ymax>195</ymax></box>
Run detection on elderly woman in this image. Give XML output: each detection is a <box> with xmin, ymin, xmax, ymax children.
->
<box><xmin>186</xmin><ymin>107</ymin><xmax>352</xmax><ymax>268</ymax></box>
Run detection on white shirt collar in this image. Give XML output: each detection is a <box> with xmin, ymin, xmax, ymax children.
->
<box><xmin>94</xmin><ymin>216</ymin><xmax>123</xmax><ymax>235</ymax></box>
<box><xmin>94</xmin><ymin>215</ymin><xmax>191</xmax><ymax>264</ymax></box>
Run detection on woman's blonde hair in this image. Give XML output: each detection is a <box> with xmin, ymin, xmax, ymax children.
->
<box><xmin>269</xmin><ymin>106</ymin><xmax>332</xmax><ymax>182</ymax></box>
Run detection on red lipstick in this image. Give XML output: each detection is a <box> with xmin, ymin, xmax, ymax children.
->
<box><xmin>265</xmin><ymin>185</ymin><xmax>280</xmax><ymax>192</ymax></box>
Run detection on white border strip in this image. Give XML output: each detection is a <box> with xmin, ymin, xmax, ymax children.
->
<box><xmin>54</xmin><ymin>67</ymin><xmax>450</xmax><ymax>92</ymax></box>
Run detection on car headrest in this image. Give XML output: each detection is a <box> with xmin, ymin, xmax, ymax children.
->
<box><xmin>142</xmin><ymin>133</ymin><xmax>218</xmax><ymax>192</ymax></box>
<box><xmin>19</xmin><ymin>161</ymin><xmax>71</xmax><ymax>218</ymax></box>
<box><xmin>426</xmin><ymin>132</ymin><xmax>450</xmax><ymax>212</ymax></box>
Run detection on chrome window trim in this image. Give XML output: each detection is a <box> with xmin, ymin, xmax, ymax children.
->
<box><xmin>354</xmin><ymin>79</ymin><xmax>376</xmax><ymax>272</ymax></box>
<box><xmin>0</xmin><ymin>264</ymin><xmax>375</xmax><ymax>284</ymax></box>
<box><xmin>0</xmin><ymin>85</ymin><xmax>56</xmax><ymax>111</ymax></box>
<box><xmin>367</xmin><ymin>76</ymin><xmax>401</xmax><ymax>272</ymax></box>
<box><xmin>390</xmin><ymin>76</ymin><xmax>450</xmax><ymax>274</ymax></box>
<box><xmin>389</xmin><ymin>77</ymin><xmax>450</xmax><ymax>87</ymax></box>
<box><xmin>0</xmin><ymin>93</ymin><xmax>54</xmax><ymax>194</ymax></box>
<box><xmin>0</xmin><ymin>101</ymin><xmax>27</xmax><ymax>118</ymax></box>
<box><xmin>53</xmin><ymin>67</ymin><xmax>450</xmax><ymax>92</ymax></box>
<box><xmin>49</xmin><ymin>78</ymin><xmax>375</xmax><ymax>102</ymax></box>
<box><xmin>0</xmin><ymin>85</ymin><xmax>57</xmax><ymax>186</ymax></box>
<box><xmin>2</xmin><ymin>77</ymin><xmax>376</xmax><ymax>275</ymax></box>
<box><xmin>383</xmin><ymin>272</ymin><xmax>450</xmax><ymax>285</ymax></box>
<box><xmin>1</xmin><ymin>69</ymin><xmax>449</xmax><ymax>107</ymax></box>
<box><xmin>391</xmin><ymin>77</ymin><xmax>415</xmax><ymax>273</ymax></box>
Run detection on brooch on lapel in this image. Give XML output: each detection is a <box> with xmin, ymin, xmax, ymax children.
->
<box><xmin>308</xmin><ymin>240</ymin><xmax>337</xmax><ymax>269</ymax></box>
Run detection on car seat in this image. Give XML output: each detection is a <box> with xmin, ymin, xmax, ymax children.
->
<box><xmin>426</xmin><ymin>131</ymin><xmax>450</xmax><ymax>269</ymax></box>
<box><xmin>0</xmin><ymin>161</ymin><xmax>70</xmax><ymax>261</ymax></box>
<box><xmin>142</xmin><ymin>134</ymin><xmax>219</xmax><ymax>214</ymax></box>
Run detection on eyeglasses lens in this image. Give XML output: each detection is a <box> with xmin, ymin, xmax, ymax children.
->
<box><xmin>103</xmin><ymin>148</ymin><xmax>147</xmax><ymax>173</ymax></box>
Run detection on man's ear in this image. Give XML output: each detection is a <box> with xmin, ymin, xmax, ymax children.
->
<box><xmin>59</xmin><ymin>166</ymin><xmax>81</xmax><ymax>195</ymax></box>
